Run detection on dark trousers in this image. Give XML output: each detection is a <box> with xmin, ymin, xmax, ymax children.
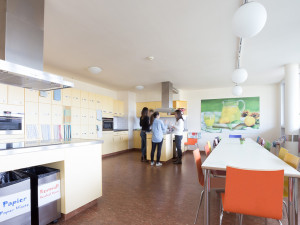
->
<box><xmin>175</xmin><ymin>135</ymin><xmax>183</xmax><ymax>158</ymax></box>
<box><xmin>151</xmin><ymin>140</ymin><xmax>163</xmax><ymax>163</ymax></box>
<box><xmin>140</xmin><ymin>131</ymin><xmax>146</xmax><ymax>157</ymax></box>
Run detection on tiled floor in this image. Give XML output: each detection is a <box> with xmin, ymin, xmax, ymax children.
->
<box><xmin>57</xmin><ymin>150</ymin><xmax>298</xmax><ymax>225</ymax></box>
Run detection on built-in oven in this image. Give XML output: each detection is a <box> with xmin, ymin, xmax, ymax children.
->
<box><xmin>0</xmin><ymin>111</ymin><xmax>24</xmax><ymax>134</ymax></box>
<box><xmin>102</xmin><ymin>118</ymin><xmax>113</xmax><ymax>131</ymax></box>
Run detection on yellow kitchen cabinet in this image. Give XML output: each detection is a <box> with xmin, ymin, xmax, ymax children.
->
<box><xmin>133</xmin><ymin>130</ymin><xmax>141</xmax><ymax>149</ymax></box>
<box><xmin>88</xmin><ymin>124</ymin><xmax>97</xmax><ymax>139</ymax></box>
<box><xmin>88</xmin><ymin>109</ymin><xmax>96</xmax><ymax>125</ymax></box>
<box><xmin>80</xmin><ymin>91</ymin><xmax>89</xmax><ymax>109</ymax></box>
<box><xmin>39</xmin><ymin>103</ymin><xmax>51</xmax><ymax>125</ymax></box>
<box><xmin>80</xmin><ymin>125</ymin><xmax>89</xmax><ymax>139</ymax></box>
<box><xmin>113</xmin><ymin>132</ymin><xmax>122</xmax><ymax>152</ymax></box>
<box><xmin>136</xmin><ymin>102</ymin><xmax>145</xmax><ymax>117</ymax></box>
<box><xmin>71</xmin><ymin>89</ymin><xmax>81</xmax><ymax>107</ymax></box>
<box><xmin>106</xmin><ymin>97</ymin><xmax>114</xmax><ymax>115</ymax></box>
<box><xmin>173</xmin><ymin>100</ymin><xmax>188</xmax><ymax>115</ymax></box>
<box><xmin>88</xmin><ymin>92</ymin><xmax>96</xmax><ymax>109</ymax></box>
<box><xmin>121</xmin><ymin>131</ymin><xmax>128</xmax><ymax>150</ymax></box>
<box><xmin>0</xmin><ymin>84</ymin><xmax>7</xmax><ymax>104</ymax></box>
<box><xmin>39</xmin><ymin>91</ymin><xmax>52</xmax><ymax>104</ymax></box>
<box><xmin>119</xmin><ymin>101</ymin><xmax>125</xmax><ymax>116</ymax></box>
<box><xmin>101</xmin><ymin>95</ymin><xmax>108</xmax><ymax>114</ymax></box>
<box><xmin>102</xmin><ymin>131</ymin><xmax>114</xmax><ymax>155</ymax></box>
<box><xmin>62</xmin><ymin>88</ymin><xmax>72</xmax><ymax>106</ymax></box>
<box><xmin>71</xmin><ymin>125</ymin><xmax>81</xmax><ymax>138</ymax></box>
<box><xmin>25</xmin><ymin>89</ymin><xmax>38</xmax><ymax>103</ymax></box>
<box><xmin>71</xmin><ymin>107</ymin><xmax>81</xmax><ymax>125</ymax></box>
<box><xmin>95</xmin><ymin>94</ymin><xmax>102</xmax><ymax>110</ymax></box>
<box><xmin>52</xmin><ymin>105</ymin><xmax>63</xmax><ymax>125</ymax></box>
<box><xmin>146</xmin><ymin>133</ymin><xmax>173</xmax><ymax>162</ymax></box>
<box><xmin>80</xmin><ymin>108</ymin><xmax>89</xmax><ymax>125</ymax></box>
<box><xmin>113</xmin><ymin>100</ymin><xmax>119</xmax><ymax>117</ymax></box>
<box><xmin>8</xmin><ymin>86</ymin><xmax>24</xmax><ymax>105</ymax></box>
<box><xmin>25</xmin><ymin>102</ymin><xmax>39</xmax><ymax>124</ymax></box>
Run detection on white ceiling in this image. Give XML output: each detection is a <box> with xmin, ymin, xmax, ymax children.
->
<box><xmin>43</xmin><ymin>0</ymin><xmax>300</xmax><ymax>91</ymax></box>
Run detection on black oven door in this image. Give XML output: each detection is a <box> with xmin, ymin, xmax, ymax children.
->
<box><xmin>102</xmin><ymin>118</ymin><xmax>113</xmax><ymax>131</ymax></box>
<box><xmin>0</xmin><ymin>116</ymin><xmax>23</xmax><ymax>134</ymax></box>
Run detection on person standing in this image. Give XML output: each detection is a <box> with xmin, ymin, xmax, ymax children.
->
<box><xmin>173</xmin><ymin>110</ymin><xmax>184</xmax><ymax>164</ymax></box>
<box><xmin>140</xmin><ymin>107</ymin><xmax>150</xmax><ymax>162</ymax></box>
<box><xmin>150</xmin><ymin>112</ymin><xmax>167</xmax><ymax>167</ymax></box>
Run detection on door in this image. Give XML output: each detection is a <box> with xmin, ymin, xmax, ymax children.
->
<box><xmin>8</xmin><ymin>86</ymin><xmax>24</xmax><ymax>105</ymax></box>
<box><xmin>39</xmin><ymin>103</ymin><xmax>51</xmax><ymax>125</ymax></box>
<box><xmin>52</xmin><ymin>105</ymin><xmax>63</xmax><ymax>125</ymax></box>
<box><xmin>88</xmin><ymin>92</ymin><xmax>96</xmax><ymax>109</ymax></box>
<box><xmin>71</xmin><ymin>89</ymin><xmax>81</xmax><ymax>107</ymax></box>
<box><xmin>88</xmin><ymin>109</ymin><xmax>96</xmax><ymax>125</ymax></box>
<box><xmin>81</xmin><ymin>91</ymin><xmax>89</xmax><ymax>108</ymax></box>
<box><xmin>80</xmin><ymin>108</ymin><xmax>89</xmax><ymax>125</ymax></box>
<box><xmin>62</xmin><ymin>88</ymin><xmax>72</xmax><ymax>106</ymax></box>
<box><xmin>71</xmin><ymin>107</ymin><xmax>81</xmax><ymax>125</ymax></box>
<box><xmin>39</xmin><ymin>91</ymin><xmax>52</xmax><ymax>104</ymax></box>
<box><xmin>25</xmin><ymin>89</ymin><xmax>38</xmax><ymax>103</ymax></box>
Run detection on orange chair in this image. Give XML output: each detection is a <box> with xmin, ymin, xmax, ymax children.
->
<box><xmin>220</xmin><ymin>166</ymin><xmax>284</xmax><ymax>225</ymax></box>
<box><xmin>278</xmin><ymin>147</ymin><xmax>288</xmax><ymax>160</ymax></box>
<box><xmin>204</xmin><ymin>144</ymin><xmax>211</xmax><ymax>157</ymax></box>
<box><xmin>193</xmin><ymin>149</ymin><xmax>225</xmax><ymax>224</ymax></box>
<box><xmin>184</xmin><ymin>138</ymin><xmax>198</xmax><ymax>151</ymax></box>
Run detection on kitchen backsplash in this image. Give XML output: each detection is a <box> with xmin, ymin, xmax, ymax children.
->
<box><xmin>114</xmin><ymin>117</ymin><xmax>128</xmax><ymax>130</ymax></box>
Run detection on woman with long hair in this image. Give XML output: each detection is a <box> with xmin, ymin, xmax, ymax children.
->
<box><xmin>140</xmin><ymin>107</ymin><xmax>150</xmax><ymax>162</ymax></box>
<box><xmin>173</xmin><ymin>110</ymin><xmax>184</xmax><ymax>164</ymax></box>
<box><xmin>150</xmin><ymin>112</ymin><xmax>167</xmax><ymax>167</ymax></box>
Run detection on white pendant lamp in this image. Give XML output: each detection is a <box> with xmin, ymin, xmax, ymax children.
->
<box><xmin>232</xmin><ymin>85</ymin><xmax>243</xmax><ymax>96</ymax></box>
<box><xmin>232</xmin><ymin>68</ymin><xmax>248</xmax><ymax>84</ymax></box>
<box><xmin>232</xmin><ymin>2</ymin><xmax>267</xmax><ymax>38</ymax></box>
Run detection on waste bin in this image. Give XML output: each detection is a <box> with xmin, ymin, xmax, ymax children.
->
<box><xmin>0</xmin><ymin>171</ymin><xmax>31</xmax><ymax>225</ymax></box>
<box><xmin>16</xmin><ymin>166</ymin><xmax>61</xmax><ymax>225</ymax></box>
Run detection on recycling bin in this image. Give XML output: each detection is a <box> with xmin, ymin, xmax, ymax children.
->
<box><xmin>16</xmin><ymin>166</ymin><xmax>61</xmax><ymax>225</ymax></box>
<box><xmin>0</xmin><ymin>171</ymin><xmax>31</xmax><ymax>225</ymax></box>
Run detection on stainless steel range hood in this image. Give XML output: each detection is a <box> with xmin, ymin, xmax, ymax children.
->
<box><xmin>155</xmin><ymin>81</ymin><xmax>178</xmax><ymax>113</ymax></box>
<box><xmin>0</xmin><ymin>0</ymin><xmax>73</xmax><ymax>90</ymax></box>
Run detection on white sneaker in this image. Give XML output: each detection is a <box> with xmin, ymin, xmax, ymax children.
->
<box><xmin>156</xmin><ymin>162</ymin><xmax>162</xmax><ymax>167</ymax></box>
<box><xmin>151</xmin><ymin>161</ymin><xmax>155</xmax><ymax>166</ymax></box>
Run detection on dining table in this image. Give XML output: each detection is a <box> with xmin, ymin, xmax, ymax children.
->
<box><xmin>202</xmin><ymin>137</ymin><xmax>300</xmax><ymax>225</ymax></box>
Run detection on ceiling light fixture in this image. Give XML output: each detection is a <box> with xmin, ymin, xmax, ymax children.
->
<box><xmin>232</xmin><ymin>68</ymin><xmax>248</xmax><ymax>84</ymax></box>
<box><xmin>88</xmin><ymin>66</ymin><xmax>102</xmax><ymax>74</ymax></box>
<box><xmin>232</xmin><ymin>85</ymin><xmax>243</xmax><ymax>96</ymax></box>
<box><xmin>135</xmin><ymin>85</ymin><xmax>144</xmax><ymax>90</ymax></box>
<box><xmin>146</xmin><ymin>56</ymin><xmax>154</xmax><ymax>61</ymax></box>
<box><xmin>232</xmin><ymin>1</ymin><xmax>267</xmax><ymax>38</ymax></box>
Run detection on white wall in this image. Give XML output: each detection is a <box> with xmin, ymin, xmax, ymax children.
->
<box><xmin>181</xmin><ymin>84</ymin><xmax>281</xmax><ymax>149</ymax></box>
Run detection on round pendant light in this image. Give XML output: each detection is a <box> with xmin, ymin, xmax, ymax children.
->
<box><xmin>88</xmin><ymin>66</ymin><xmax>102</xmax><ymax>74</ymax></box>
<box><xmin>232</xmin><ymin>85</ymin><xmax>243</xmax><ymax>96</ymax></box>
<box><xmin>232</xmin><ymin>2</ymin><xmax>267</xmax><ymax>38</ymax></box>
<box><xmin>135</xmin><ymin>85</ymin><xmax>144</xmax><ymax>90</ymax></box>
<box><xmin>232</xmin><ymin>68</ymin><xmax>248</xmax><ymax>84</ymax></box>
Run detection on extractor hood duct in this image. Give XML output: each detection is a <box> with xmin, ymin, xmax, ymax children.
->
<box><xmin>155</xmin><ymin>81</ymin><xmax>178</xmax><ymax>113</ymax></box>
<box><xmin>0</xmin><ymin>0</ymin><xmax>73</xmax><ymax>90</ymax></box>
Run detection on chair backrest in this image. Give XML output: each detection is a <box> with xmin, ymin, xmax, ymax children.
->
<box><xmin>193</xmin><ymin>149</ymin><xmax>204</xmax><ymax>186</ymax></box>
<box><xmin>258</xmin><ymin>138</ymin><xmax>265</xmax><ymax>146</ymax></box>
<box><xmin>284</xmin><ymin>153</ymin><xmax>300</xmax><ymax>169</ymax></box>
<box><xmin>256</xmin><ymin>136</ymin><xmax>260</xmax><ymax>143</ymax></box>
<box><xmin>229</xmin><ymin>134</ymin><xmax>242</xmax><ymax>138</ymax></box>
<box><xmin>223</xmin><ymin>166</ymin><xmax>284</xmax><ymax>220</ymax></box>
<box><xmin>204</xmin><ymin>144</ymin><xmax>210</xmax><ymax>157</ymax></box>
<box><xmin>264</xmin><ymin>141</ymin><xmax>271</xmax><ymax>151</ymax></box>
<box><xmin>278</xmin><ymin>147</ymin><xmax>288</xmax><ymax>160</ymax></box>
<box><xmin>207</xmin><ymin>141</ymin><xmax>211</xmax><ymax>151</ymax></box>
<box><xmin>185</xmin><ymin>138</ymin><xmax>198</xmax><ymax>145</ymax></box>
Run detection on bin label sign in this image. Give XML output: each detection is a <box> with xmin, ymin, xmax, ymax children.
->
<box><xmin>38</xmin><ymin>180</ymin><xmax>61</xmax><ymax>207</ymax></box>
<box><xmin>0</xmin><ymin>190</ymin><xmax>31</xmax><ymax>222</ymax></box>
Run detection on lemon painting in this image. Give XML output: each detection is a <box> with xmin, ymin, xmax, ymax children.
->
<box><xmin>201</xmin><ymin>97</ymin><xmax>260</xmax><ymax>133</ymax></box>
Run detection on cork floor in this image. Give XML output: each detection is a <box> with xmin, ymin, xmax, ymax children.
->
<box><xmin>57</xmin><ymin>150</ymin><xmax>298</xmax><ymax>225</ymax></box>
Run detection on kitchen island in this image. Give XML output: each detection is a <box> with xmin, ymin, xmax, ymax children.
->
<box><xmin>0</xmin><ymin>139</ymin><xmax>103</xmax><ymax>220</ymax></box>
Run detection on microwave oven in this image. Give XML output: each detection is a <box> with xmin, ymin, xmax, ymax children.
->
<box><xmin>0</xmin><ymin>111</ymin><xmax>24</xmax><ymax>135</ymax></box>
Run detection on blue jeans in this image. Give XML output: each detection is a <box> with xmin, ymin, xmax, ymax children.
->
<box><xmin>151</xmin><ymin>140</ymin><xmax>163</xmax><ymax>163</ymax></box>
<box><xmin>175</xmin><ymin>135</ymin><xmax>183</xmax><ymax>158</ymax></box>
<box><xmin>140</xmin><ymin>131</ymin><xmax>146</xmax><ymax>157</ymax></box>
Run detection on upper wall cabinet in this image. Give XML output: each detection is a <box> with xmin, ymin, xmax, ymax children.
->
<box><xmin>88</xmin><ymin>92</ymin><xmax>96</xmax><ymax>109</ymax></box>
<box><xmin>25</xmin><ymin>89</ymin><xmax>38</xmax><ymax>103</ymax></box>
<box><xmin>62</xmin><ymin>88</ymin><xmax>72</xmax><ymax>106</ymax></box>
<box><xmin>80</xmin><ymin>91</ymin><xmax>89</xmax><ymax>109</ymax></box>
<box><xmin>71</xmin><ymin>89</ymin><xmax>81</xmax><ymax>107</ymax></box>
<box><xmin>8</xmin><ymin>86</ymin><xmax>24</xmax><ymax>105</ymax></box>
<box><xmin>95</xmin><ymin>94</ymin><xmax>102</xmax><ymax>110</ymax></box>
<box><xmin>39</xmin><ymin>91</ymin><xmax>52</xmax><ymax>104</ymax></box>
<box><xmin>0</xmin><ymin>84</ymin><xmax>7</xmax><ymax>104</ymax></box>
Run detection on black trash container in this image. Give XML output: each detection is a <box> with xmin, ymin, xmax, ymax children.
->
<box><xmin>0</xmin><ymin>171</ymin><xmax>31</xmax><ymax>225</ymax></box>
<box><xmin>16</xmin><ymin>166</ymin><xmax>61</xmax><ymax>225</ymax></box>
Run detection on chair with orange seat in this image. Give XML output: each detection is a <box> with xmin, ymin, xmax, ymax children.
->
<box><xmin>204</xmin><ymin>144</ymin><xmax>210</xmax><ymax>157</ymax></box>
<box><xmin>193</xmin><ymin>149</ymin><xmax>225</xmax><ymax>224</ymax></box>
<box><xmin>184</xmin><ymin>138</ymin><xmax>198</xmax><ymax>151</ymax></box>
<box><xmin>207</xmin><ymin>141</ymin><xmax>212</xmax><ymax>152</ymax></box>
<box><xmin>282</xmin><ymin>152</ymin><xmax>300</xmax><ymax>217</ymax></box>
<box><xmin>278</xmin><ymin>147</ymin><xmax>288</xmax><ymax>160</ymax></box>
<box><xmin>219</xmin><ymin>166</ymin><xmax>284</xmax><ymax>225</ymax></box>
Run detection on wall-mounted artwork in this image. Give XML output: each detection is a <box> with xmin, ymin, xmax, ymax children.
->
<box><xmin>201</xmin><ymin>97</ymin><xmax>260</xmax><ymax>133</ymax></box>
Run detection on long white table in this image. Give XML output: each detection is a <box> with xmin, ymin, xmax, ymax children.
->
<box><xmin>202</xmin><ymin>138</ymin><xmax>300</xmax><ymax>225</ymax></box>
